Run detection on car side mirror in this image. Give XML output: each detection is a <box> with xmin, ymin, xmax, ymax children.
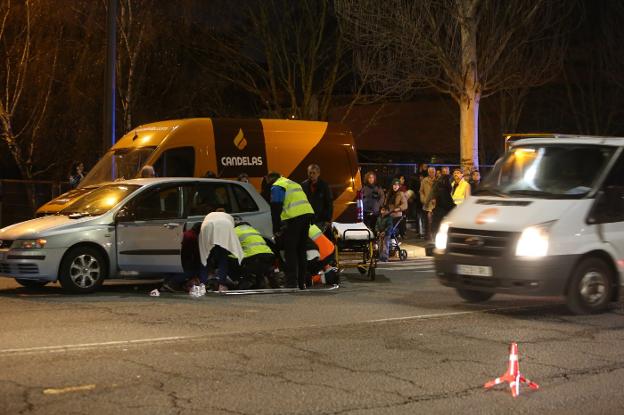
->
<box><xmin>115</xmin><ymin>207</ymin><xmax>133</xmax><ymax>223</ymax></box>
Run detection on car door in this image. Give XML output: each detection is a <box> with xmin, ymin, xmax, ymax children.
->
<box><xmin>116</xmin><ymin>184</ymin><xmax>186</xmax><ymax>273</ymax></box>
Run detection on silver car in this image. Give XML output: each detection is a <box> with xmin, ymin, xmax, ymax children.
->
<box><xmin>0</xmin><ymin>178</ymin><xmax>272</xmax><ymax>293</ymax></box>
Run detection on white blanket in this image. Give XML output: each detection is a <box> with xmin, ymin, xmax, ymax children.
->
<box><xmin>199</xmin><ymin>212</ymin><xmax>244</xmax><ymax>265</ymax></box>
<box><xmin>332</xmin><ymin>222</ymin><xmax>373</xmax><ymax>241</ymax></box>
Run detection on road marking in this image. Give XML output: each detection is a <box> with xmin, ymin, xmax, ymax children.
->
<box><xmin>0</xmin><ymin>304</ymin><xmax>557</xmax><ymax>357</ymax></box>
<box><xmin>43</xmin><ymin>384</ymin><xmax>96</xmax><ymax>395</ymax></box>
<box><xmin>0</xmin><ymin>336</ymin><xmax>194</xmax><ymax>355</ymax></box>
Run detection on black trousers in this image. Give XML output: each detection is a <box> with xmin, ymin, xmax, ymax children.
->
<box><xmin>229</xmin><ymin>253</ymin><xmax>275</xmax><ymax>289</ymax></box>
<box><xmin>283</xmin><ymin>214</ymin><xmax>313</xmax><ymax>288</ymax></box>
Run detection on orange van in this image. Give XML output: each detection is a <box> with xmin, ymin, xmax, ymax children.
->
<box><xmin>37</xmin><ymin>118</ymin><xmax>361</xmax><ymax>221</ymax></box>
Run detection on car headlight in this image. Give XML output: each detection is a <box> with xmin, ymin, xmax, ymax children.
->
<box><xmin>16</xmin><ymin>239</ymin><xmax>47</xmax><ymax>249</ymax></box>
<box><xmin>515</xmin><ymin>224</ymin><xmax>552</xmax><ymax>257</ymax></box>
<box><xmin>435</xmin><ymin>222</ymin><xmax>450</xmax><ymax>251</ymax></box>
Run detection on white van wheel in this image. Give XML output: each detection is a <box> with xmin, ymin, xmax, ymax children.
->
<box><xmin>59</xmin><ymin>247</ymin><xmax>106</xmax><ymax>294</ymax></box>
<box><xmin>567</xmin><ymin>257</ymin><xmax>613</xmax><ymax>314</ymax></box>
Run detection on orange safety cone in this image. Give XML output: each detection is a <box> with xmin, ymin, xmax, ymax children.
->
<box><xmin>484</xmin><ymin>342</ymin><xmax>539</xmax><ymax>397</ymax></box>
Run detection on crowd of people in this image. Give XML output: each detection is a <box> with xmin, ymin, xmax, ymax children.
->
<box><xmin>362</xmin><ymin>164</ymin><xmax>481</xmax><ymax>247</ymax></box>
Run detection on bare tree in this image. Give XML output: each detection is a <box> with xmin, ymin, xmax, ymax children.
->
<box><xmin>116</xmin><ymin>0</ymin><xmax>154</xmax><ymax>132</ymax></box>
<box><xmin>192</xmin><ymin>0</ymin><xmax>351</xmax><ymax>121</ymax></box>
<box><xmin>336</xmin><ymin>0</ymin><xmax>577</xmax><ymax>168</ymax></box>
<box><xmin>0</xmin><ymin>0</ymin><xmax>62</xmax><ymax>180</ymax></box>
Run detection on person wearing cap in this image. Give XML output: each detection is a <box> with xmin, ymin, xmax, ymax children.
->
<box><xmin>386</xmin><ymin>178</ymin><xmax>408</xmax><ymax>238</ymax></box>
<box><xmin>266</xmin><ymin>171</ymin><xmax>315</xmax><ymax>289</ymax></box>
<box><xmin>237</xmin><ymin>172</ymin><xmax>249</xmax><ymax>183</ymax></box>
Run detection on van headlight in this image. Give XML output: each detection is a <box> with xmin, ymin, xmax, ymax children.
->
<box><xmin>515</xmin><ymin>224</ymin><xmax>552</xmax><ymax>257</ymax></box>
<box><xmin>435</xmin><ymin>222</ymin><xmax>450</xmax><ymax>251</ymax></box>
<box><xmin>16</xmin><ymin>239</ymin><xmax>47</xmax><ymax>249</ymax></box>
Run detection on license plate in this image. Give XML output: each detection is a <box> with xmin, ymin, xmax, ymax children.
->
<box><xmin>457</xmin><ymin>264</ymin><xmax>493</xmax><ymax>277</ymax></box>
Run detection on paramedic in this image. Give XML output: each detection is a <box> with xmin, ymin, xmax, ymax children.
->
<box><xmin>267</xmin><ymin>172</ymin><xmax>315</xmax><ymax>289</ymax></box>
<box><xmin>230</xmin><ymin>221</ymin><xmax>275</xmax><ymax>289</ymax></box>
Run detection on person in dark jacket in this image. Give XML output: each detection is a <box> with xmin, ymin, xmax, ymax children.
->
<box><xmin>160</xmin><ymin>222</ymin><xmax>207</xmax><ymax>292</ymax></box>
<box><xmin>361</xmin><ymin>171</ymin><xmax>385</xmax><ymax>231</ymax></box>
<box><xmin>431</xmin><ymin>175</ymin><xmax>455</xmax><ymax>237</ymax></box>
<box><xmin>301</xmin><ymin>164</ymin><xmax>333</xmax><ymax>231</ymax></box>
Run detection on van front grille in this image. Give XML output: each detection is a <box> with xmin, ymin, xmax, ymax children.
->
<box><xmin>0</xmin><ymin>263</ymin><xmax>11</xmax><ymax>273</ymax></box>
<box><xmin>447</xmin><ymin>228</ymin><xmax>518</xmax><ymax>257</ymax></box>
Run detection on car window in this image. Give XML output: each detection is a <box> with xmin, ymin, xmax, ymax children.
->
<box><xmin>231</xmin><ymin>184</ymin><xmax>258</xmax><ymax>213</ymax></box>
<box><xmin>132</xmin><ymin>186</ymin><xmax>183</xmax><ymax>220</ymax></box>
<box><xmin>188</xmin><ymin>182</ymin><xmax>232</xmax><ymax>215</ymax></box>
<box><xmin>153</xmin><ymin>147</ymin><xmax>195</xmax><ymax>177</ymax></box>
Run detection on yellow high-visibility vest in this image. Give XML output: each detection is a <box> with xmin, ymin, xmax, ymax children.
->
<box><xmin>234</xmin><ymin>224</ymin><xmax>273</xmax><ymax>258</ymax></box>
<box><xmin>273</xmin><ymin>177</ymin><xmax>314</xmax><ymax>220</ymax></box>
<box><xmin>452</xmin><ymin>179</ymin><xmax>470</xmax><ymax>205</ymax></box>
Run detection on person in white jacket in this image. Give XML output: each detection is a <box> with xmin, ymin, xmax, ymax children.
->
<box><xmin>198</xmin><ymin>211</ymin><xmax>245</xmax><ymax>292</ymax></box>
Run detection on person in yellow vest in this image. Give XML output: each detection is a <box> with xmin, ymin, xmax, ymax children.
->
<box><xmin>451</xmin><ymin>168</ymin><xmax>471</xmax><ymax>205</ymax></box>
<box><xmin>307</xmin><ymin>224</ymin><xmax>339</xmax><ymax>286</ymax></box>
<box><xmin>266</xmin><ymin>171</ymin><xmax>315</xmax><ymax>289</ymax></box>
<box><xmin>229</xmin><ymin>221</ymin><xmax>275</xmax><ymax>290</ymax></box>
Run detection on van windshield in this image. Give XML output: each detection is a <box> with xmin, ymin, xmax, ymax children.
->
<box><xmin>476</xmin><ymin>145</ymin><xmax>616</xmax><ymax>199</ymax></box>
<box><xmin>80</xmin><ymin>147</ymin><xmax>156</xmax><ymax>187</ymax></box>
<box><xmin>60</xmin><ymin>184</ymin><xmax>140</xmax><ymax>217</ymax></box>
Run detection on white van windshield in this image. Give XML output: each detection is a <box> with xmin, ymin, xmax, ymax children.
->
<box><xmin>80</xmin><ymin>147</ymin><xmax>156</xmax><ymax>187</ymax></box>
<box><xmin>60</xmin><ymin>184</ymin><xmax>141</xmax><ymax>217</ymax></box>
<box><xmin>477</xmin><ymin>145</ymin><xmax>616</xmax><ymax>199</ymax></box>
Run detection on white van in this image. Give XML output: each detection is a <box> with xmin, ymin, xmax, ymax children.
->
<box><xmin>434</xmin><ymin>136</ymin><xmax>624</xmax><ymax>314</ymax></box>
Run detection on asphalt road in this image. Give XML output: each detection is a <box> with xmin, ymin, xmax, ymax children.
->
<box><xmin>1</xmin><ymin>257</ymin><xmax>624</xmax><ymax>414</ymax></box>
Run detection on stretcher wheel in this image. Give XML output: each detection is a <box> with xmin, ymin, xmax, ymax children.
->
<box><xmin>399</xmin><ymin>249</ymin><xmax>408</xmax><ymax>261</ymax></box>
<box><xmin>357</xmin><ymin>264</ymin><xmax>368</xmax><ymax>275</ymax></box>
<box><xmin>368</xmin><ymin>265</ymin><xmax>376</xmax><ymax>280</ymax></box>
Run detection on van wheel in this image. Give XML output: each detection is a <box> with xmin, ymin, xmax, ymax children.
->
<box><xmin>456</xmin><ymin>288</ymin><xmax>494</xmax><ymax>303</ymax></box>
<box><xmin>15</xmin><ymin>279</ymin><xmax>49</xmax><ymax>289</ymax></box>
<box><xmin>566</xmin><ymin>257</ymin><xmax>613</xmax><ymax>315</ymax></box>
<box><xmin>59</xmin><ymin>247</ymin><xmax>107</xmax><ymax>294</ymax></box>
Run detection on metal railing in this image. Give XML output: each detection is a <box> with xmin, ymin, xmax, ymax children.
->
<box><xmin>0</xmin><ymin>179</ymin><xmax>71</xmax><ymax>228</ymax></box>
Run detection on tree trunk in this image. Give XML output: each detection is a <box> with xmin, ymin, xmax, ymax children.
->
<box><xmin>458</xmin><ymin>0</ymin><xmax>480</xmax><ymax>169</ymax></box>
<box><xmin>459</xmin><ymin>91</ymin><xmax>480</xmax><ymax>169</ymax></box>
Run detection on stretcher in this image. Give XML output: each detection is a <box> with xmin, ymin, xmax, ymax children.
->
<box><xmin>331</xmin><ymin>222</ymin><xmax>376</xmax><ymax>280</ymax></box>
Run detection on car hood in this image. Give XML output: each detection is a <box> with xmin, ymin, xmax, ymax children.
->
<box><xmin>0</xmin><ymin>215</ymin><xmax>97</xmax><ymax>240</ymax></box>
<box><xmin>444</xmin><ymin>196</ymin><xmax>583</xmax><ymax>232</ymax></box>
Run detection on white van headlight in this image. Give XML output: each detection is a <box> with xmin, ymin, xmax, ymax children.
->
<box><xmin>435</xmin><ymin>222</ymin><xmax>450</xmax><ymax>251</ymax></box>
<box><xmin>515</xmin><ymin>224</ymin><xmax>551</xmax><ymax>257</ymax></box>
<box><xmin>16</xmin><ymin>239</ymin><xmax>47</xmax><ymax>249</ymax></box>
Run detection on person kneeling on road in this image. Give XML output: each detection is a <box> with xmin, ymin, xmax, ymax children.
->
<box><xmin>267</xmin><ymin>172</ymin><xmax>315</xmax><ymax>289</ymax></box>
<box><xmin>307</xmin><ymin>224</ymin><xmax>339</xmax><ymax>286</ymax></box>
<box><xmin>199</xmin><ymin>211</ymin><xmax>244</xmax><ymax>292</ymax></box>
<box><xmin>161</xmin><ymin>222</ymin><xmax>208</xmax><ymax>293</ymax></box>
<box><xmin>229</xmin><ymin>221</ymin><xmax>275</xmax><ymax>290</ymax></box>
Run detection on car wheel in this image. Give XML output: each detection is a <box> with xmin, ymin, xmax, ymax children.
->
<box><xmin>456</xmin><ymin>288</ymin><xmax>494</xmax><ymax>303</ymax></box>
<box><xmin>566</xmin><ymin>257</ymin><xmax>613</xmax><ymax>315</ymax></box>
<box><xmin>58</xmin><ymin>247</ymin><xmax>107</xmax><ymax>294</ymax></box>
<box><xmin>15</xmin><ymin>279</ymin><xmax>49</xmax><ymax>289</ymax></box>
